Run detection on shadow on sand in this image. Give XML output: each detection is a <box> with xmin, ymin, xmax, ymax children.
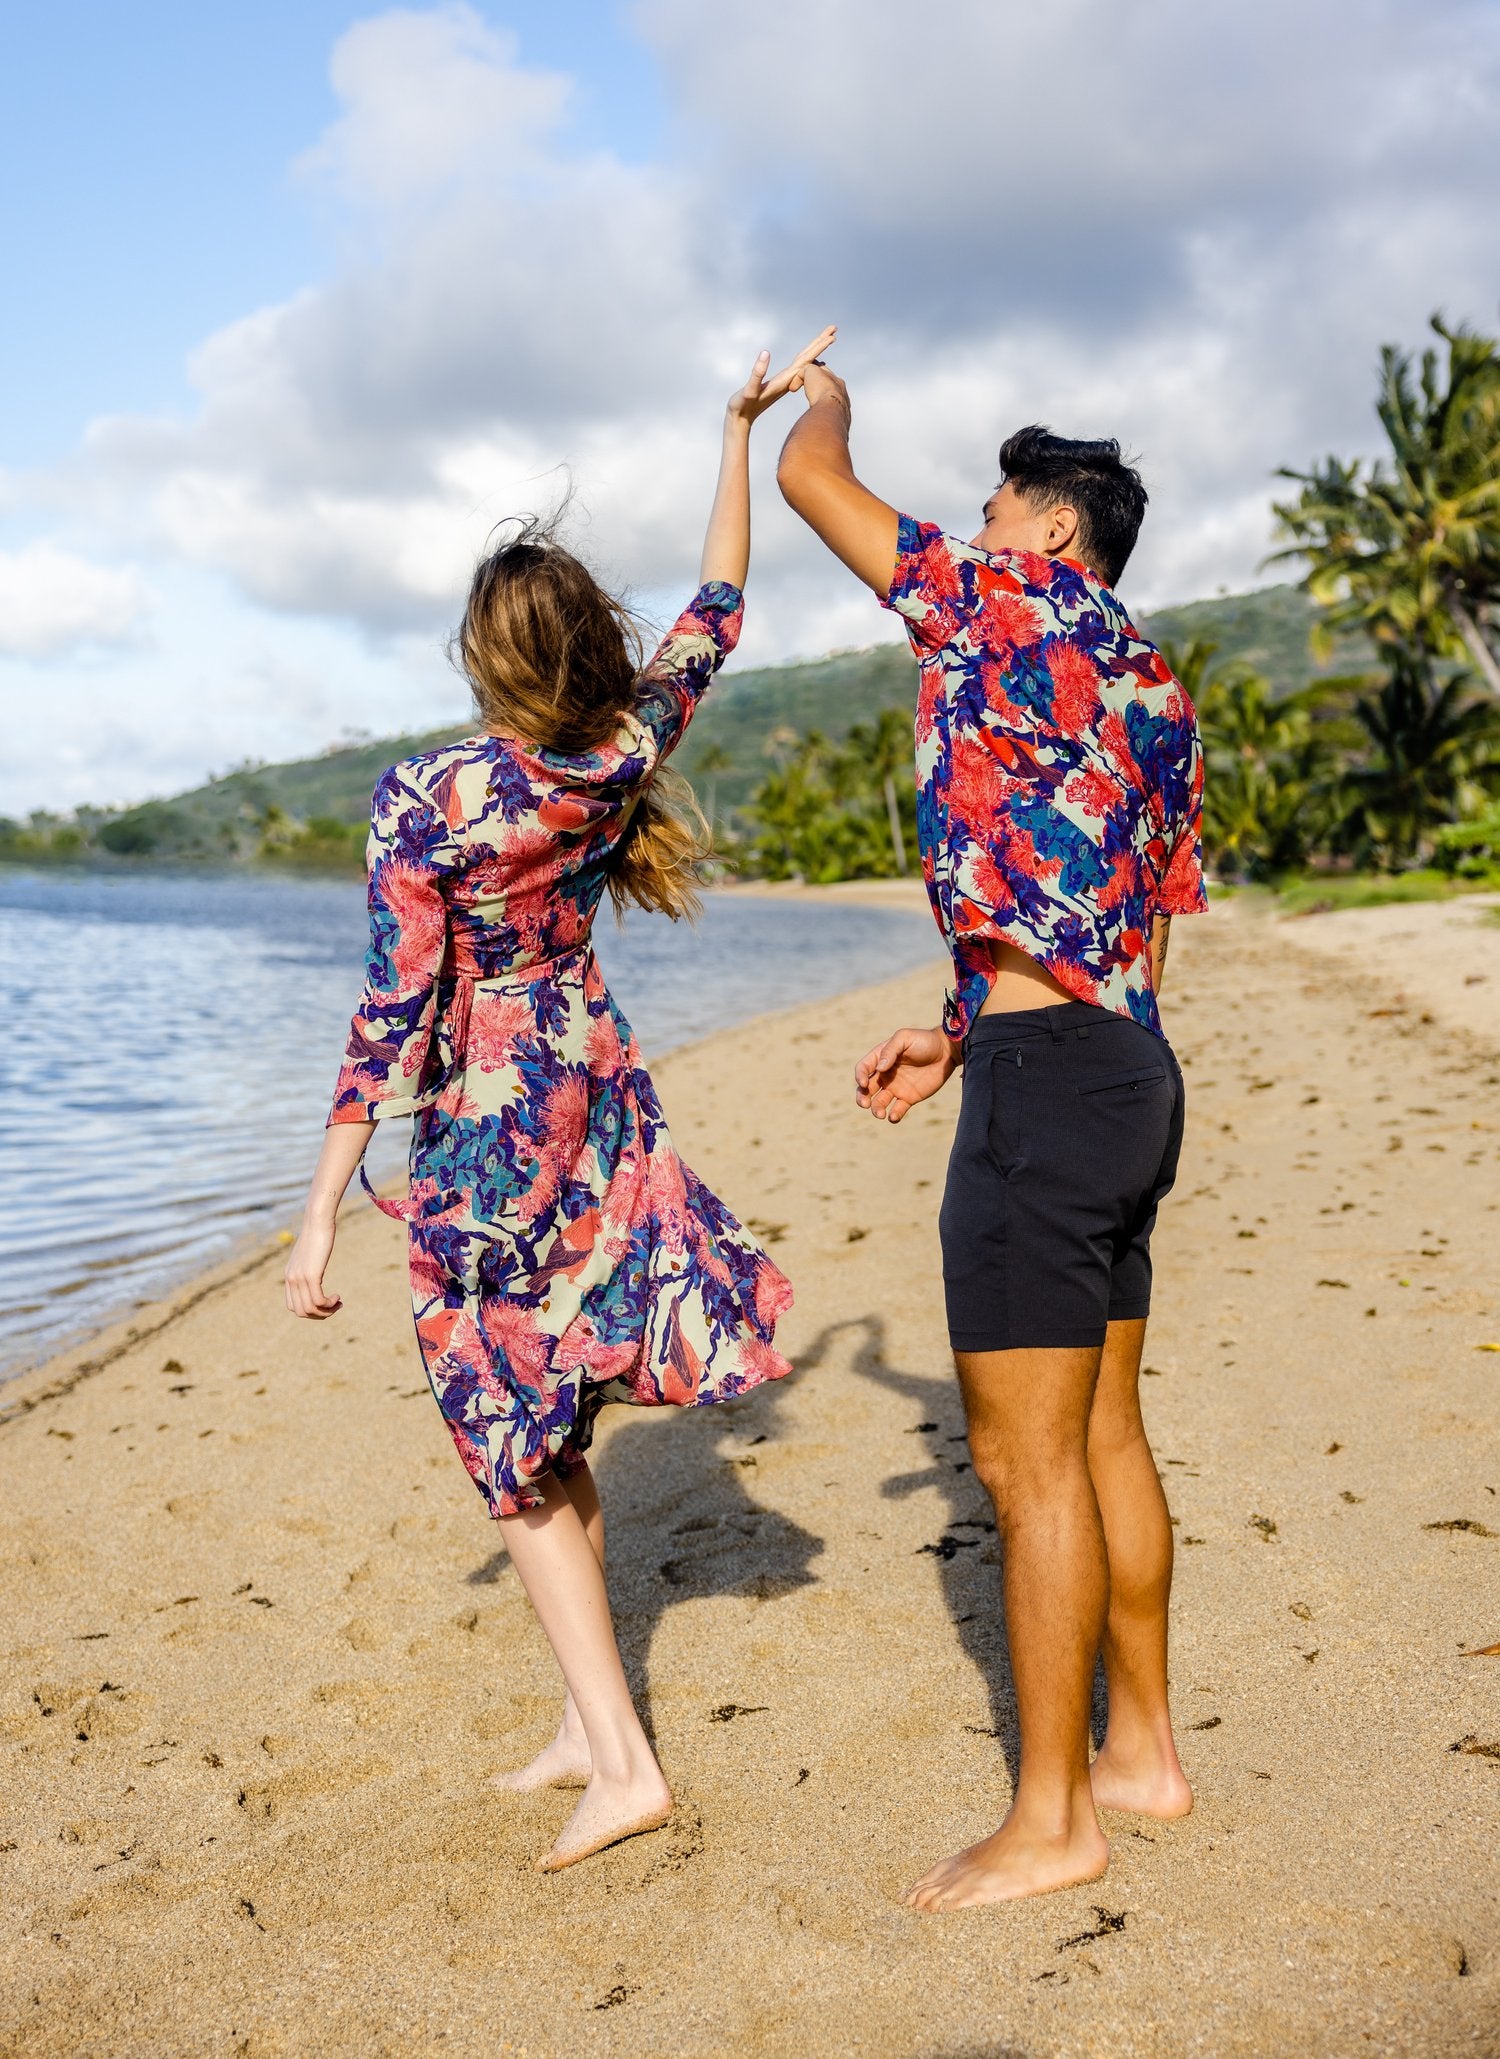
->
<box><xmin>794</xmin><ymin>1311</ymin><xmax>1114</xmax><ymax>1785</ymax></box>
<box><xmin>464</xmin><ymin>1311</ymin><xmax>1110</xmax><ymax>1771</ymax></box>
<box><xmin>466</xmin><ymin>1373</ymin><xmax>823</xmax><ymax>1743</ymax></box>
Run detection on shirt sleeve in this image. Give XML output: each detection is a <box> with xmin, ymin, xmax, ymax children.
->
<box><xmin>633</xmin><ymin>580</ymin><xmax>745</xmax><ymax>756</ymax></box>
<box><xmin>328</xmin><ymin>764</ymin><xmax>453</xmax><ymax>1124</ymax></box>
<box><xmin>1158</xmin><ymin>730</ymin><xmax>1209</xmax><ymax>915</ymax></box>
<box><xmin>881</xmin><ymin>515</ymin><xmax>975</xmax><ymax>651</ymax></box>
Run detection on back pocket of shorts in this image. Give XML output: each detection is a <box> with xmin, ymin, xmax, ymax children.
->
<box><xmin>1077</xmin><ymin>1065</ymin><xmax>1167</xmax><ymax>1100</ymax></box>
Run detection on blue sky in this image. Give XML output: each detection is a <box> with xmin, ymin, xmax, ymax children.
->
<box><xmin>0</xmin><ymin>1</ymin><xmax>660</xmax><ymax>460</ymax></box>
<box><xmin>3</xmin><ymin>0</ymin><xmax>1497</xmax><ymax>816</ymax></box>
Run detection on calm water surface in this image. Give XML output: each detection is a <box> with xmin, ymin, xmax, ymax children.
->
<box><xmin>0</xmin><ymin>869</ymin><xmax>937</xmax><ymax>1377</ymax></box>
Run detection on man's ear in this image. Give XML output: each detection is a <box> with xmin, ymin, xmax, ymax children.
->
<box><xmin>1045</xmin><ymin>502</ymin><xmax>1081</xmax><ymax>556</ymax></box>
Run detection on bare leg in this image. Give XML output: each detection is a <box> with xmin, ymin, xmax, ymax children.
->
<box><xmin>496</xmin><ymin>1466</ymin><xmax>671</xmax><ymax>1870</ymax></box>
<box><xmin>1086</xmin><ymin>1319</ymin><xmax>1193</xmax><ymax>1818</ymax></box>
<box><xmin>492</xmin><ymin>1464</ymin><xmax>601</xmax><ymax>1793</ymax></box>
<box><xmin>904</xmin><ymin>1344</ymin><xmax>1111</xmax><ymax>1913</ymax></box>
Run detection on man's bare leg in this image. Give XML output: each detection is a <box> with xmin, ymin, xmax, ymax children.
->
<box><xmin>903</xmin><ymin>1344</ymin><xmax>1111</xmax><ymax>1912</ymax></box>
<box><xmin>492</xmin><ymin>1462</ymin><xmax>602</xmax><ymax>1794</ymax></box>
<box><xmin>1086</xmin><ymin>1319</ymin><xmax>1193</xmax><ymax>1818</ymax></box>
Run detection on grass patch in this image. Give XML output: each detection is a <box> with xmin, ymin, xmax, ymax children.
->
<box><xmin>1273</xmin><ymin>870</ymin><xmax>1498</xmax><ymax>917</ymax></box>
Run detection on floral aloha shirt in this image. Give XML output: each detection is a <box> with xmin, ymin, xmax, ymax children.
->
<box><xmin>328</xmin><ymin>581</ymin><xmax>793</xmax><ymax>1519</ymax></box>
<box><xmin>883</xmin><ymin>516</ymin><xmax>1208</xmax><ymax>1041</ymax></box>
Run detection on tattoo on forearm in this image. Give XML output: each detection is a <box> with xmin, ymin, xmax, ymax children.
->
<box><xmin>1155</xmin><ymin>913</ymin><xmax>1171</xmax><ymax>981</ymax></box>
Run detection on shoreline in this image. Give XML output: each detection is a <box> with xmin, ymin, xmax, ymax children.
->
<box><xmin>0</xmin><ymin>877</ymin><xmax>938</xmax><ymax>1391</ymax></box>
<box><xmin>4</xmin><ymin>886</ymin><xmax>1492</xmax><ymax>1407</ymax></box>
<box><xmin>2</xmin><ymin>900</ymin><xmax>1498</xmax><ymax>2053</ymax></box>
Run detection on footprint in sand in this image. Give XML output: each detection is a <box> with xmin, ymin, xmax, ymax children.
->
<box><xmin>235</xmin><ymin>1755</ymin><xmax>393</xmax><ymax>1824</ymax></box>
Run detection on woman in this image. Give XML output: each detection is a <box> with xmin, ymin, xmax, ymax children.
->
<box><xmin>284</xmin><ymin>328</ymin><xmax>834</xmax><ymax>1870</ymax></box>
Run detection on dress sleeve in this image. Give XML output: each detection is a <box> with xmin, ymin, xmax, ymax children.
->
<box><xmin>881</xmin><ymin>515</ymin><xmax>975</xmax><ymax>652</ymax></box>
<box><xmin>328</xmin><ymin>764</ymin><xmax>453</xmax><ymax>1124</ymax></box>
<box><xmin>1158</xmin><ymin>728</ymin><xmax>1209</xmax><ymax>915</ymax></box>
<box><xmin>633</xmin><ymin>580</ymin><xmax>745</xmax><ymax>755</ymax></box>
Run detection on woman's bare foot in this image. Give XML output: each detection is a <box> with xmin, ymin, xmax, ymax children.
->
<box><xmin>491</xmin><ymin>1726</ymin><xmax>592</xmax><ymax>1793</ymax></box>
<box><xmin>901</xmin><ymin>1807</ymin><xmax>1109</xmax><ymax>1913</ymax></box>
<box><xmin>536</xmin><ymin>1767</ymin><xmax>674</xmax><ymax>1872</ymax></box>
<box><xmin>1089</xmin><ymin>1744</ymin><xmax>1194</xmax><ymax>1819</ymax></box>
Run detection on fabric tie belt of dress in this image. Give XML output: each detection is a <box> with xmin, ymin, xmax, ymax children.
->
<box><xmin>360</xmin><ymin>936</ymin><xmax>595</xmax><ymax>1223</ymax></box>
<box><xmin>437</xmin><ymin>934</ymin><xmax>595</xmax><ymax>1077</ymax></box>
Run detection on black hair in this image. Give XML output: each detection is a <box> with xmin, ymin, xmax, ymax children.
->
<box><xmin>997</xmin><ymin>425</ymin><xmax>1147</xmax><ymax>588</ymax></box>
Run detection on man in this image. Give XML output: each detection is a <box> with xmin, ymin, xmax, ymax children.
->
<box><xmin>779</xmin><ymin>371</ymin><xmax>1207</xmax><ymax>1912</ymax></box>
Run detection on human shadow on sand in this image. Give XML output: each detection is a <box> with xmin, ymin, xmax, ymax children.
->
<box><xmin>466</xmin><ymin>1374</ymin><xmax>823</xmax><ymax>1746</ymax></box>
<box><xmin>796</xmin><ymin>1310</ymin><xmax>1109</xmax><ymax>1791</ymax></box>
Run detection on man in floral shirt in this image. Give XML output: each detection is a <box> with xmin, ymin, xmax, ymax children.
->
<box><xmin>780</xmin><ymin>374</ymin><xmax>1206</xmax><ymax>1912</ymax></box>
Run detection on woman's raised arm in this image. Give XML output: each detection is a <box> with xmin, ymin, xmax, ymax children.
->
<box><xmin>698</xmin><ymin>326</ymin><xmax>837</xmax><ymax>590</ymax></box>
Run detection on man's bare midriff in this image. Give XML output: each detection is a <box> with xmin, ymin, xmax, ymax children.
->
<box><xmin>977</xmin><ymin>919</ymin><xmax>1169</xmax><ymax>1018</ymax></box>
<box><xmin>978</xmin><ymin>939</ymin><xmax>1076</xmax><ymax>1015</ymax></box>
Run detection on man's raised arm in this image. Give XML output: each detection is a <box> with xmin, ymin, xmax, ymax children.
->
<box><xmin>777</xmin><ymin>362</ymin><xmax>901</xmax><ymax>597</ymax></box>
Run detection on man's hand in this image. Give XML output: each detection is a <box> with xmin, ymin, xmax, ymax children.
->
<box><xmin>855</xmin><ymin>1024</ymin><xmax>959</xmax><ymax>1123</ymax></box>
<box><xmin>797</xmin><ymin>359</ymin><xmax>850</xmax><ymax>421</ymax></box>
<box><xmin>777</xmin><ymin>343</ymin><xmax>898</xmax><ymax>596</ymax></box>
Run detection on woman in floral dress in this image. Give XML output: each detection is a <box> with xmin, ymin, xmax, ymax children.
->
<box><xmin>284</xmin><ymin>329</ymin><xmax>833</xmax><ymax>1870</ymax></box>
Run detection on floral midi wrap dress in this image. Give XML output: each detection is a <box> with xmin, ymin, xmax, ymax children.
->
<box><xmin>329</xmin><ymin>581</ymin><xmax>793</xmax><ymax>1516</ymax></box>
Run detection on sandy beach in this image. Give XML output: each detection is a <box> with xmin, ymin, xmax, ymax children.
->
<box><xmin>2</xmin><ymin>892</ymin><xmax>1498</xmax><ymax>2058</ymax></box>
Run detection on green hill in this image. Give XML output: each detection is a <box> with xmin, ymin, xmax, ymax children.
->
<box><xmin>2</xmin><ymin>582</ymin><xmax>1374</xmax><ymax>868</ymax></box>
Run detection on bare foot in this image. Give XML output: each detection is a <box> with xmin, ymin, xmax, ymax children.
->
<box><xmin>491</xmin><ymin>1728</ymin><xmax>591</xmax><ymax>1793</ymax></box>
<box><xmin>536</xmin><ymin>1768</ymin><xmax>674</xmax><ymax>1872</ymax></box>
<box><xmin>1089</xmin><ymin>1747</ymin><xmax>1194</xmax><ymax>1819</ymax></box>
<box><xmin>901</xmin><ymin>1812</ymin><xmax>1109</xmax><ymax>1913</ymax></box>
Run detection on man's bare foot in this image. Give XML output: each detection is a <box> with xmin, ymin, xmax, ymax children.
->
<box><xmin>901</xmin><ymin>1811</ymin><xmax>1109</xmax><ymax>1913</ymax></box>
<box><xmin>536</xmin><ymin>1767</ymin><xmax>674</xmax><ymax>1872</ymax></box>
<box><xmin>1089</xmin><ymin>1746</ymin><xmax>1194</xmax><ymax>1819</ymax></box>
<box><xmin>491</xmin><ymin>1728</ymin><xmax>591</xmax><ymax>1793</ymax></box>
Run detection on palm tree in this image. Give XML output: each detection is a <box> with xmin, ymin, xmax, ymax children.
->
<box><xmin>692</xmin><ymin>743</ymin><xmax>733</xmax><ymax>834</ymax></box>
<box><xmin>1272</xmin><ymin>315</ymin><xmax>1500</xmax><ymax>696</ymax></box>
<box><xmin>1195</xmin><ymin>667</ymin><xmax>1347</xmax><ymax>878</ymax></box>
<box><xmin>1329</xmin><ymin>652</ymin><xmax>1500</xmax><ymax>868</ymax></box>
<box><xmin>847</xmin><ymin>705</ymin><xmax>913</xmax><ymax>875</ymax></box>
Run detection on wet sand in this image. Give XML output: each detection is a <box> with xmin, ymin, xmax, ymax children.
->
<box><xmin>2</xmin><ymin>896</ymin><xmax>1498</xmax><ymax>2057</ymax></box>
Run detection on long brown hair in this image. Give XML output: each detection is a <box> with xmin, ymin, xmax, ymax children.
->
<box><xmin>453</xmin><ymin>519</ymin><xmax>711</xmax><ymax>921</ymax></box>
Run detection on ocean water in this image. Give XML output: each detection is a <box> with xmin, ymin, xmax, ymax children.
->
<box><xmin>0</xmin><ymin>869</ymin><xmax>938</xmax><ymax>1378</ymax></box>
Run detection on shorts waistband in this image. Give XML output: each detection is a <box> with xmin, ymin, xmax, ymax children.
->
<box><xmin>965</xmin><ymin>1000</ymin><xmax>1126</xmax><ymax>1047</ymax></box>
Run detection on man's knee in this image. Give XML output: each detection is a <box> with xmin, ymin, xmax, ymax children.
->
<box><xmin>967</xmin><ymin>1427</ymin><xmax>1078</xmax><ymax>1511</ymax></box>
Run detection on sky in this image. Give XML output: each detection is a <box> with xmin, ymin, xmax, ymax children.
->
<box><xmin>3</xmin><ymin>0</ymin><xmax>1498</xmax><ymax>817</ymax></box>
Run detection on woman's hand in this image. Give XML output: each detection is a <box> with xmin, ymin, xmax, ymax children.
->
<box><xmin>285</xmin><ymin>1211</ymin><xmax>342</xmax><ymax>1318</ymax></box>
<box><xmin>284</xmin><ymin>1211</ymin><xmax>342</xmax><ymax>1318</ymax></box>
<box><xmin>726</xmin><ymin>325</ymin><xmax>837</xmax><ymax>428</ymax></box>
<box><xmin>854</xmin><ymin>1024</ymin><xmax>960</xmax><ymax>1123</ymax></box>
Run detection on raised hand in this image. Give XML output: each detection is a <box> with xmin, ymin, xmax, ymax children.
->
<box><xmin>854</xmin><ymin>1024</ymin><xmax>960</xmax><ymax>1123</ymax></box>
<box><xmin>727</xmin><ymin>325</ymin><xmax>837</xmax><ymax>427</ymax></box>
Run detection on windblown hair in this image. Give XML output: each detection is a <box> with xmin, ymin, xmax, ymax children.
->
<box><xmin>453</xmin><ymin>519</ymin><xmax>710</xmax><ymax>921</ymax></box>
<box><xmin>998</xmin><ymin>425</ymin><xmax>1148</xmax><ymax>588</ymax></box>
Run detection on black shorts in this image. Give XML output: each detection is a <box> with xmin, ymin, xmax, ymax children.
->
<box><xmin>940</xmin><ymin>1001</ymin><xmax>1185</xmax><ymax>1353</ymax></box>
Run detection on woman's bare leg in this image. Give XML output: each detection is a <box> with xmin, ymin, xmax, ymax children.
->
<box><xmin>1086</xmin><ymin>1318</ymin><xmax>1193</xmax><ymax>1818</ymax></box>
<box><xmin>492</xmin><ymin>1463</ymin><xmax>601</xmax><ymax>1793</ymax></box>
<box><xmin>495</xmin><ymin>1466</ymin><xmax>671</xmax><ymax>1869</ymax></box>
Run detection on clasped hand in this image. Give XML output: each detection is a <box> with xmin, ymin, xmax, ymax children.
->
<box><xmin>726</xmin><ymin>325</ymin><xmax>837</xmax><ymax>426</ymax></box>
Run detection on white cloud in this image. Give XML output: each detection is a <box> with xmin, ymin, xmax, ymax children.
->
<box><xmin>7</xmin><ymin>0</ymin><xmax>1500</xmax><ymax>810</ymax></box>
<box><xmin>294</xmin><ymin>6</ymin><xmax>569</xmax><ymax>210</ymax></box>
<box><xmin>0</xmin><ymin>543</ymin><xmax>152</xmax><ymax>659</ymax></box>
